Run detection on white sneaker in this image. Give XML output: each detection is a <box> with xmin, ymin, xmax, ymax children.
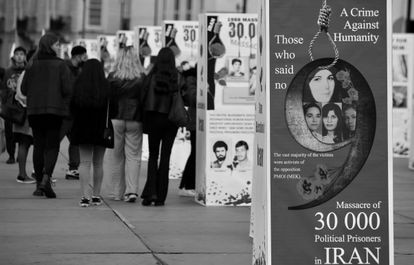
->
<box><xmin>178</xmin><ymin>189</ymin><xmax>196</xmax><ymax>197</ymax></box>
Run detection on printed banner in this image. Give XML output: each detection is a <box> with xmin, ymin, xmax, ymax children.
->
<box><xmin>116</xmin><ymin>30</ymin><xmax>136</xmax><ymax>49</ymax></box>
<box><xmin>253</xmin><ymin>1</ymin><xmax>392</xmax><ymax>264</ymax></box>
<box><xmin>134</xmin><ymin>26</ymin><xmax>162</xmax><ymax>69</ymax></box>
<box><xmin>392</xmin><ymin>34</ymin><xmax>413</xmax><ymax>158</ymax></box>
<box><xmin>72</xmin><ymin>39</ymin><xmax>99</xmax><ymax>60</ymax></box>
<box><xmin>97</xmin><ymin>35</ymin><xmax>118</xmax><ymax>76</ymax></box>
<box><xmin>162</xmin><ymin>20</ymin><xmax>199</xmax><ymax>68</ymax></box>
<box><xmin>196</xmin><ymin>13</ymin><xmax>257</xmax><ymax>206</ymax></box>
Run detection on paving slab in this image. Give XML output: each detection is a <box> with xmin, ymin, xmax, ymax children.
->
<box><xmin>0</xmin><ymin>254</ymin><xmax>158</xmax><ymax>265</ymax></box>
<box><xmin>157</xmin><ymin>253</ymin><xmax>252</xmax><ymax>265</ymax></box>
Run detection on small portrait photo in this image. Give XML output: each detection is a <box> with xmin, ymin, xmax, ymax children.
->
<box><xmin>303</xmin><ymin>102</ymin><xmax>323</xmax><ymax>141</ymax></box>
<box><xmin>231</xmin><ymin>140</ymin><xmax>252</xmax><ymax>171</ymax></box>
<box><xmin>249</xmin><ymin>66</ymin><xmax>257</xmax><ymax>96</ymax></box>
<box><xmin>393</xmin><ymin>86</ymin><xmax>407</xmax><ymax>108</ymax></box>
<box><xmin>210</xmin><ymin>139</ymin><xmax>233</xmax><ymax>171</ymax></box>
<box><xmin>393</xmin><ymin>54</ymin><xmax>407</xmax><ymax>83</ymax></box>
<box><xmin>321</xmin><ymin>102</ymin><xmax>343</xmax><ymax>144</ymax></box>
<box><xmin>342</xmin><ymin>104</ymin><xmax>357</xmax><ymax>140</ymax></box>
<box><xmin>227</xmin><ymin>56</ymin><xmax>249</xmax><ymax>82</ymax></box>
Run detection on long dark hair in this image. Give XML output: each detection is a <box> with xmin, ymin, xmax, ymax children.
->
<box><xmin>322</xmin><ymin>103</ymin><xmax>343</xmax><ymax>143</ymax></box>
<box><xmin>72</xmin><ymin>59</ymin><xmax>110</xmax><ymax>108</ymax></box>
<box><xmin>342</xmin><ymin>103</ymin><xmax>357</xmax><ymax>140</ymax></box>
<box><xmin>303</xmin><ymin>66</ymin><xmax>341</xmax><ymax>103</ymax></box>
<box><xmin>151</xmin><ymin>47</ymin><xmax>178</xmax><ymax>93</ymax></box>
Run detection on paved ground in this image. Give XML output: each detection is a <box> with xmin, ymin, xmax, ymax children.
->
<box><xmin>0</xmin><ymin>141</ymin><xmax>412</xmax><ymax>264</ymax></box>
<box><xmin>0</xmin><ymin>141</ymin><xmax>252</xmax><ymax>265</ymax></box>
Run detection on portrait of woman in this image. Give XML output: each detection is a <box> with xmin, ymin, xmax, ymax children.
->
<box><xmin>321</xmin><ymin>103</ymin><xmax>343</xmax><ymax>144</ymax></box>
<box><xmin>303</xmin><ymin>102</ymin><xmax>322</xmax><ymax>140</ymax></box>
<box><xmin>303</xmin><ymin>66</ymin><xmax>341</xmax><ymax>103</ymax></box>
<box><xmin>343</xmin><ymin>104</ymin><xmax>357</xmax><ymax>140</ymax></box>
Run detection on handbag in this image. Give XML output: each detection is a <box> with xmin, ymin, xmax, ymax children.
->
<box><xmin>103</xmin><ymin>101</ymin><xmax>114</xmax><ymax>148</ymax></box>
<box><xmin>168</xmin><ymin>89</ymin><xmax>190</xmax><ymax>127</ymax></box>
<box><xmin>0</xmin><ymin>92</ymin><xmax>26</xmax><ymax>126</ymax></box>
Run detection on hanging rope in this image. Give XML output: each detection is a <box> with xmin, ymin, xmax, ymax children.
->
<box><xmin>308</xmin><ymin>0</ymin><xmax>339</xmax><ymax>69</ymax></box>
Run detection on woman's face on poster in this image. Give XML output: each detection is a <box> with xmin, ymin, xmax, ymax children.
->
<box><xmin>305</xmin><ymin>106</ymin><xmax>321</xmax><ymax>132</ymax></box>
<box><xmin>323</xmin><ymin>110</ymin><xmax>338</xmax><ymax>131</ymax></box>
<box><xmin>344</xmin><ymin>108</ymin><xmax>357</xmax><ymax>132</ymax></box>
<box><xmin>309</xmin><ymin>69</ymin><xmax>335</xmax><ymax>103</ymax></box>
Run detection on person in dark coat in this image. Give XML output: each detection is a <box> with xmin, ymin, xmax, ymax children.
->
<box><xmin>21</xmin><ymin>33</ymin><xmax>72</xmax><ymax>198</ymax></box>
<box><xmin>60</xmin><ymin>45</ymin><xmax>88</xmax><ymax>180</ymax></box>
<box><xmin>71</xmin><ymin>59</ymin><xmax>111</xmax><ymax>207</ymax></box>
<box><xmin>1</xmin><ymin>46</ymin><xmax>27</xmax><ymax>164</ymax></box>
<box><xmin>178</xmin><ymin>62</ymin><xmax>197</xmax><ymax>196</ymax></box>
<box><xmin>141</xmin><ymin>47</ymin><xmax>179</xmax><ymax>206</ymax></box>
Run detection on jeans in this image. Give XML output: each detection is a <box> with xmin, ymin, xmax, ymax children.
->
<box><xmin>78</xmin><ymin>144</ymin><xmax>106</xmax><ymax>199</ymax></box>
<box><xmin>60</xmin><ymin>118</ymin><xmax>80</xmax><ymax>171</ymax></box>
<box><xmin>28</xmin><ymin>114</ymin><xmax>62</xmax><ymax>180</ymax></box>
<box><xmin>109</xmin><ymin>119</ymin><xmax>143</xmax><ymax>199</ymax></box>
<box><xmin>142</xmin><ymin>112</ymin><xmax>178</xmax><ymax>203</ymax></box>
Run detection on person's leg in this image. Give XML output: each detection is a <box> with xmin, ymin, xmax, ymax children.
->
<box><xmin>180</xmin><ymin>130</ymin><xmax>196</xmax><ymax>190</ymax></box>
<box><xmin>78</xmin><ymin>144</ymin><xmax>93</xmax><ymax>200</ymax></box>
<box><xmin>68</xmin><ymin>142</ymin><xmax>80</xmax><ymax>171</ymax></box>
<box><xmin>39</xmin><ymin>116</ymin><xmax>62</xmax><ymax>198</ymax></box>
<box><xmin>156</xmin><ymin>125</ymin><xmax>178</xmax><ymax>204</ymax></box>
<box><xmin>110</xmin><ymin>119</ymin><xmax>126</xmax><ymax>200</ymax></box>
<box><xmin>92</xmin><ymin>145</ymin><xmax>106</xmax><ymax>198</ymax></box>
<box><xmin>5</xmin><ymin>119</ymin><xmax>15</xmax><ymax>163</ymax></box>
<box><xmin>42</xmin><ymin>117</ymin><xmax>62</xmax><ymax>177</ymax></box>
<box><xmin>16</xmin><ymin>134</ymin><xmax>32</xmax><ymax>180</ymax></box>
<box><xmin>141</xmin><ymin>128</ymin><xmax>162</xmax><ymax>203</ymax></box>
<box><xmin>28</xmin><ymin>115</ymin><xmax>47</xmax><ymax>196</ymax></box>
<box><xmin>124</xmin><ymin>121</ymin><xmax>143</xmax><ymax>199</ymax></box>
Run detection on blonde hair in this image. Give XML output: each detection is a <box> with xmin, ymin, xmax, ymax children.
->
<box><xmin>112</xmin><ymin>46</ymin><xmax>144</xmax><ymax>80</ymax></box>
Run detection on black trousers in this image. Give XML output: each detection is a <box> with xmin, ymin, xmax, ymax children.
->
<box><xmin>28</xmin><ymin>114</ymin><xmax>62</xmax><ymax>181</ymax></box>
<box><xmin>141</xmin><ymin>112</ymin><xmax>177</xmax><ymax>203</ymax></box>
<box><xmin>4</xmin><ymin>119</ymin><xmax>16</xmax><ymax>159</ymax></box>
<box><xmin>179</xmin><ymin>130</ymin><xmax>195</xmax><ymax>190</ymax></box>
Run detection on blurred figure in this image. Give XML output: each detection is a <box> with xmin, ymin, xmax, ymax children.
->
<box><xmin>13</xmin><ymin>49</ymin><xmax>36</xmax><ymax>184</ymax></box>
<box><xmin>61</xmin><ymin>45</ymin><xmax>88</xmax><ymax>180</ymax></box>
<box><xmin>141</xmin><ymin>47</ymin><xmax>179</xmax><ymax>206</ymax></box>
<box><xmin>71</xmin><ymin>59</ymin><xmax>111</xmax><ymax>207</ymax></box>
<box><xmin>107</xmin><ymin>46</ymin><xmax>145</xmax><ymax>202</ymax></box>
<box><xmin>21</xmin><ymin>33</ymin><xmax>72</xmax><ymax>198</ymax></box>
<box><xmin>179</xmin><ymin>62</ymin><xmax>197</xmax><ymax>197</ymax></box>
<box><xmin>1</xmin><ymin>46</ymin><xmax>27</xmax><ymax>164</ymax></box>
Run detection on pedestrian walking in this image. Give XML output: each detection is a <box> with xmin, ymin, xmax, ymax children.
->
<box><xmin>141</xmin><ymin>47</ymin><xmax>179</xmax><ymax>206</ymax></box>
<box><xmin>13</xmin><ymin>49</ymin><xmax>37</xmax><ymax>184</ymax></box>
<box><xmin>1</xmin><ymin>47</ymin><xmax>27</xmax><ymax>164</ymax></box>
<box><xmin>60</xmin><ymin>45</ymin><xmax>88</xmax><ymax>180</ymax></box>
<box><xmin>107</xmin><ymin>46</ymin><xmax>145</xmax><ymax>202</ymax></box>
<box><xmin>21</xmin><ymin>33</ymin><xmax>72</xmax><ymax>198</ymax></box>
<box><xmin>70</xmin><ymin>59</ymin><xmax>111</xmax><ymax>207</ymax></box>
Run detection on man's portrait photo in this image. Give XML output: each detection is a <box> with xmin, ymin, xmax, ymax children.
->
<box><xmin>210</xmin><ymin>140</ymin><xmax>230</xmax><ymax>169</ymax></box>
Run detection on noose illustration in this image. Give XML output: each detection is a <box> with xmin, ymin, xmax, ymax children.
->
<box><xmin>284</xmin><ymin>1</ymin><xmax>376</xmax><ymax>210</ymax></box>
<box><xmin>308</xmin><ymin>0</ymin><xmax>339</xmax><ymax>69</ymax></box>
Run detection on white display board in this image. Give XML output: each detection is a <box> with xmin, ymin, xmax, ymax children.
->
<box><xmin>392</xmin><ymin>34</ymin><xmax>414</xmax><ymax>158</ymax></box>
<box><xmin>97</xmin><ymin>35</ymin><xmax>118</xmax><ymax>76</ymax></box>
<box><xmin>162</xmin><ymin>20</ymin><xmax>199</xmax><ymax>67</ymax></box>
<box><xmin>134</xmin><ymin>25</ymin><xmax>162</xmax><ymax>69</ymax></box>
<box><xmin>196</xmin><ymin>13</ymin><xmax>257</xmax><ymax>206</ymax></box>
<box><xmin>72</xmin><ymin>39</ymin><xmax>99</xmax><ymax>60</ymax></box>
<box><xmin>116</xmin><ymin>30</ymin><xmax>136</xmax><ymax>49</ymax></box>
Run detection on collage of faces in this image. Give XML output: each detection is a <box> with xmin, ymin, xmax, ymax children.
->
<box><xmin>302</xmin><ymin>66</ymin><xmax>358</xmax><ymax>144</ymax></box>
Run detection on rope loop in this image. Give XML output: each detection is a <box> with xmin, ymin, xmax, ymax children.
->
<box><xmin>308</xmin><ymin>0</ymin><xmax>339</xmax><ymax>69</ymax></box>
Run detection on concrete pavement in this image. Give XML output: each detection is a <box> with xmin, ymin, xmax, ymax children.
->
<box><xmin>0</xmin><ymin>142</ymin><xmax>413</xmax><ymax>264</ymax></box>
<box><xmin>0</xmin><ymin>141</ymin><xmax>252</xmax><ymax>265</ymax></box>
